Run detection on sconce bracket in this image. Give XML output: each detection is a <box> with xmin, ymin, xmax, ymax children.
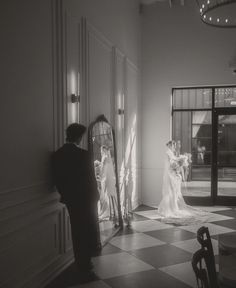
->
<box><xmin>71</xmin><ymin>94</ymin><xmax>80</xmax><ymax>103</ymax></box>
<box><xmin>118</xmin><ymin>109</ymin><xmax>124</xmax><ymax>115</ymax></box>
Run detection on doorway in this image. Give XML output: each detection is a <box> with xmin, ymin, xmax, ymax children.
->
<box><xmin>172</xmin><ymin>86</ymin><xmax>236</xmax><ymax>205</ymax></box>
<box><xmin>213</xmin><ymin>109</ymin><xmax>236</xmax><ymax>205</ymax></box>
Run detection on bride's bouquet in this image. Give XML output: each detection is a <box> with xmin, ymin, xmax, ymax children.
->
<box><xmin>171</xmin><ymin>153</ymin><xmax>192</xmax><ymax>180</ymax></box>
<box><xmin>180</xmin><ymin>153</ymin><xmax>192</xmax><ymax>167</ymax></box>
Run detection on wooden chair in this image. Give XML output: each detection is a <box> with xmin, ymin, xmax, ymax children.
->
<box><xmin>197</xmin><ymin>226</ymin><xmax>214</xmax><ymax>259</ymax></box>
<box><xmin>192</xmin><ymin>248</ymin><xmax>211</xmax><ymax>288</ymax></box>
<box><xmin>195</xmin><ymin>226</ymin><xmax>219</xmax><ymax>288</ymax></box>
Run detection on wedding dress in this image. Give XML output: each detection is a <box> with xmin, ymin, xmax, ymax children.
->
<box><xmin>99</xmin><ymin>151</ymin><xmax>118</xmax><ymax>222</ymax></box>
<box><xmin>94</xmin><ymin>160</ymin><xmax>110</xmax><ymax>221</ymax></box>
<box><xmin>158</xmin><ymin>147</ymin><xmax>209</xmax><ymax>225</ymax></box>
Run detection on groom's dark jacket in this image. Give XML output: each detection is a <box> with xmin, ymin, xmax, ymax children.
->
<box><xmin>52</xmin><ymin>143</ymin><xmax>98</xmax><ymax>207</ymax></box>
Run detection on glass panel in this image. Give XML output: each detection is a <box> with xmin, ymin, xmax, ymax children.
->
<box><xmin>173</xmin><ymin>111</ymin><xmax>211</xmax><ymax>197</ymax></box>
<box><xmin>191</xmin><ymin>111</ymin><xmax>212</xmax><ymax>184</ymax></box>
<box><xmin>91</xmin><ymin>121</ymin><xmax>119</xmax><ymax>244</ymax></box>
<box><xmin>215</xmin><ymin>87</ymin><xmax>236</xmax><ymax>108</ymax></box>
<box><xmin>217</xmin><ymin>114</ymin><xmax>236</xmax><ymax>196</ymax></box>
<box><xmin>173</xmin><ymin>111</ymin><xmax>191</xmax><ymax>153</ymax></box>
<box><xmin>173</xmin><ymin>89</ymin><xmax>182</xmax><ymax>109</ymax></box>
<box><xmin>173</xmin><ymin>88</ymin><xmax>212</xmax><ymax>109</ymax></box>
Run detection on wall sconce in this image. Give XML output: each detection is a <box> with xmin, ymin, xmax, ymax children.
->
<box><xmin>71</xmin><ymin>94</ymin><xmax>80</xmax><ymax>103</ymax></box>
<box><xmin>118</xmin><ymin>108</ymin><xmax>125</xmax><ymax>115</ymax></box>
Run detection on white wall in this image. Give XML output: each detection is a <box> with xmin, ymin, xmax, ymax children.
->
<box><xmin>141</xmin><ymin>0</ymin><xmax>236</xmax><ymax>206</ymax></box>
<box><xmin>0</xmin><ymin>0</ymin><xmax>142</xmax><ymax>287</ymax></box>
<box><xmin>63</xmin><ymin>0</ymin><xmax>142</xmax><ymax>211</ymax></box>
<box><xmin>0</xmin><ymin>1</ymin><xmax>61</xmax><ymax>287</ymax></box>
<box><xmin>64</xmin><ymin>0</ymin><xmax>141</xmax><ymax>67</ymax></box>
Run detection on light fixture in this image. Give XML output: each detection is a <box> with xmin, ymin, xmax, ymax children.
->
<box><xmin>197</xmin><ymin>0</ymin><xmax>236</xmax><ymax>28</ymax></box>
<box><xmin>71</xmin><ymin>94</ymin><xmax>80</xmax><ymax>103</ymax></box>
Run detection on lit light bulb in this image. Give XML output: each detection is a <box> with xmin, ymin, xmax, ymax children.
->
<box><xmin>204</xmin><ymin>15</ymin><xmax>206</xmax><ymax>19</ymax></box>
<box><xmin>217</xmin><ymin>18</ymin><xmax>220</xmax><ymax>22</ymax></box>
<box><xmin>200</xmin><ymin>8</ymin><xmax>202</xmax><ymax>13</ymax></box>
<box><xmin>225</xmin><ymin>19</ymin><xmax>228</xmax><ymax>23</ymax></box>
<box><xmin>209</xmin><ymin>17</ymin><xmax>212</xmax><ymax>21</ymax></box>
<box><xmin>207</xmin><ymin>0</ymin><xmax>210</xmax><ymax>4</ymax></box>
<box><xmin>202</xmin><ymin>4</ymin><xmax>205</xmax><ymax>8</ymax></box>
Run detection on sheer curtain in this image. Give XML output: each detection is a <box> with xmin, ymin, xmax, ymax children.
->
<box><xmin>192</xmin><ymin>111</ymin><xmax>208</xmax><ymax>138</ymax></box>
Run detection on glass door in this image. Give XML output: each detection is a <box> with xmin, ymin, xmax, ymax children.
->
<box><xmin>214</xmin><ymin>109</ymin><xmax>236</xmax><ymax>204</ymax></box>
<box><xmin>172</xmin><ymin>86</ymin><xmax>236</xmax><ymax>205</ymax></box>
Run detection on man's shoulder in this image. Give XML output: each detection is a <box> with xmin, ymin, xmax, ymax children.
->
<box><xmin>54</xmin><ymin>143</ymin><xmax>74</xmax><ymax>157</ymax></box>
<box><xmin>55</xmin><ymin>144</ymin><xmax>69</xmax><ymax>154</ymax></box>
<box><xmin>54</xmin><ymin>144</ymin><xmax>89</xmax><ymax>158</ymax></box>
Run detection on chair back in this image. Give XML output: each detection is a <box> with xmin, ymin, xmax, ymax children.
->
<box><xmin>196</xmin><ymin>226</ymin><xmax>218</xmax><ymax>288</ymax></box>
<box><xmin>192</xmin><ymin>248</ymin><xmax>210</xmax><ymax>288</ymax></box>
<box><xmin>197</xmin><ymin>226</ymin><xmax>214</xmax><ymax>257</ymax></box>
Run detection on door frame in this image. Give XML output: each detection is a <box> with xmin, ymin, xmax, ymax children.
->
<box><xmin>213</xmin><ymin>107</ymin><xmax>236</xmax><ymax>205</ymax></box>
<box><xmin>172</xmin><ymin>85</ymin><xmax>236</xmax><ymax>206</ymax></box>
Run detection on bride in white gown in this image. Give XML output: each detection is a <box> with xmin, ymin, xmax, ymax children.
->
<box><xmin>158</xmin><ymin>140</ymin><xmax>209</xmax><ymax>225</ymax></box>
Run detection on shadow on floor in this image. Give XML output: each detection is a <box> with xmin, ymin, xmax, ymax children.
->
<box><xmin>45</xmin><ymin>262</ymin><xmax>80</xmax><ymax>288</ymax></box>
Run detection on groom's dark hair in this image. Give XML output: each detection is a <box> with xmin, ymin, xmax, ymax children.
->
<box><xmin>66</xmin><ymin>123</ymin><xmax>86</xmax><ymax>142</ymax></box>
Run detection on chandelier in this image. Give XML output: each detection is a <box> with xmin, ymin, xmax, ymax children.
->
<box><xmin>197</xmin><ymin>0</ymin><xmax>236</xmax><ymax>27</ymax></box>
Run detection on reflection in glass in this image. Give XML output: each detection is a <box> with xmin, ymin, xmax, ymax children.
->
<box><xmin>217</xmin><ymin>114</ymin><xmax>236</xmax><ymax>196</ymax></box>
<box><xmin>173</xmin><ymin>110</ymin><xmax>212</xmax><ymax>197</ymax></box>
<box><xmin>173</xmin><ymin>88</ymin><xmax>212</xmax><ymax>109</ymax></box>
<box><xmin>96</xmin><ymin>145</ymin><xmax>118</xmax><ymax>221</ymax></box>
<box><xmin>192</xmin><ymin>111</ymin><xmax>212</xmax><ymax>168</ymax></box>
<box><xmin>215</xmin><ymin>88</ymin><xmax>236</xmax><ymax>108</ymax></box>
<box><xmin>89</xmin><ymin>115</ymin><xmax>121</xmax><ymax>245</ymax></box>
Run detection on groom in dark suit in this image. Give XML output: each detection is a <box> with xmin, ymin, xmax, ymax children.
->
<box><xmin>53</xmin><ymin>123</ymin><xmax>99</xmax><ymax>283</ymax></box>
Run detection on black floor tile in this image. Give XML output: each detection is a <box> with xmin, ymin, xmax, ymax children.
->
<box><xmin>131</xmin><ymin>213</ymin><xmax>150</xmax><ymax>222</ymax></box>
<box><xmin>133</xmin><ymin>205</ymin><xmax>156</xmax><ymax>212</ymax></box>
<box><xmin>104</xmin><ymin>268</ymin><xmax>192</xmax><ymax>288</ymax></box>
<box><xmin>129</xmin><ymin>244</ymin><xmax>192</xmax><ymax>268</ymax></box>
<box><xmin>144</xmin><ymin>228</ymin><xmax>196</xmax><ymax>244</ymax></box>
<box><xmin>212</xmin><ymin>219</ymin><xmax>236</xmax><ymax>230</ymax></box>
<box><xmin>115</xmin><ymin>225</ymin><xmax>136</xmax><ymax>236</ymax></box>
<box><xmin>212</xmin><ymin>209</ymin><xmax>236</xmax><ymax>218</ymax></box>
<box><xmin>45</xmin><ymin>262</ymin><xmax>81</xmax><ymax>288</ymax></box>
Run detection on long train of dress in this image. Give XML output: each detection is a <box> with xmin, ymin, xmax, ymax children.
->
<box><xmin>158</xmin><ymin>148</ymin><xmax>209</xmax><ymax>225</ymax></box>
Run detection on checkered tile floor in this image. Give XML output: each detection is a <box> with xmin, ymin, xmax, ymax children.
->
<box><xmin>68</xmin><ymin>206</ymin><xmax>236</xmax><ymax>288</ymax></box>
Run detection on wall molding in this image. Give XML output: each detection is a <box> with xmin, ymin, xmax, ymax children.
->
<box><xmin>0</xmin><ymin>181</ymin><xmax>48</xmax><ymax>196</ymax></box>
<box><xmin>86</xmin><ymin>18</ymin><xmax>113</xmax><ymax>124</ymax></box>
<box><xmin>0</xmin><ymin>207</ymin><xmax>65</xmax><ymax>288</ymax></box>
<box><xmin>0</xmin><ymin>201</ymin><xmax>62</xmax><ymax>238</ymax></box>
<box><xmin>52</xmin><ymin>0</ymin><xmax>65</xmax><ymax>149</ymax></box>
<box><xmin>0</xmin><ymin>182</ymin><xmax>57</xmax><ymax>212</ymax></box>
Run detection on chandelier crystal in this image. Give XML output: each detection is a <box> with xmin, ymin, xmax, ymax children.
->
<box><xmin>197</xmin><ymin>0</ymin><xmax>236</xmax><ymax>27</ymax></box>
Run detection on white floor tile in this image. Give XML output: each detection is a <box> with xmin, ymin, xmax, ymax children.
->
<box><xmin>93</xmin><ymin>252</ymin><xmax>154</xmax><ymax>279</ymax></box>
<box><xmin>172</xmin><ymin>238</ymin><xmax>219</xmax><ymax>255</ymax></box>
<box><xmin>179</xmin><ymin>222</ymin><xmax>235</xmax><ymax>236</ymax></box>
<box><xmin>109</xmin><ymin>232</ymin><xmax>165</xmax><ymax>251</ymax></box>
<box><xmin>159</xmin><ymin>261</ymin><xmax>196</xmax><ymax>288</ymax></box>
<box><xmin>131</xmin><ymin>220</ymin><xmax>173</xmax><ymax>232</ymax></box>
<box><xmin>99</xmin><ymin>221</ymin><xmax>113</xmax><ymax>232</ymax></box>
<box><xmin>134</xmin><ymin>210</ymin><xmax>162</xmax><ymax>220</ymax></box>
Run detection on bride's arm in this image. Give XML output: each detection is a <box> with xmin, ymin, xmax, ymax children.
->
<box><xmin>166</xmin><ymin>149</ymin><xmax>178</xmax><ymax>164</ymax></box>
